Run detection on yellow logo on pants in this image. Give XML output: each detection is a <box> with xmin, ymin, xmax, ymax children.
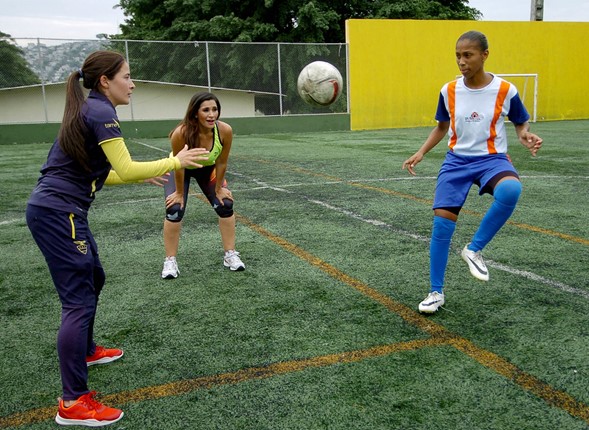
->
<box><xmin>74</xmin><ymin>240</ymin><xmax>88</xmax><ymax>255</ymax></box>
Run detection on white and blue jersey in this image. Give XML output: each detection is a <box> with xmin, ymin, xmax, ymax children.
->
<box><xmin>436</xmin><ymin>75</ymin><xmax>529</xmax><ymax>156</ymax></box>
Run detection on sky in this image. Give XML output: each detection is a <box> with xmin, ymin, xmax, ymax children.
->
<box><xmin>0</xmin><ymin>0</ymin><xmax>126</xmax><ymax>40</ymax></box>
<box><xmin>0</xmin><ymin>0</ymin><xmax>588</xmax><ymax>40</ymax></box>
<box><xmin>467</xmin><ymin>0</ymin><xmax>589</xmax><ymax>21</ymax></box>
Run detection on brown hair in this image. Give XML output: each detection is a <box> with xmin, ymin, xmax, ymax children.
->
<box><xmin>171</xmin><ymin>92</ymin><xmax>221</xmax><ymax>149</ymax></box>
<box><xmin>58</xmin><ymin>50</ymin><xmax>126</xmax><ymax>171</ymax></box>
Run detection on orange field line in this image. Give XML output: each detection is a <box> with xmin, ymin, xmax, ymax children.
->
<box><xmin>0</xmin><ymin>338</ymin><xmax>445</xmax><ymax>428</ymax></box>
<box><xmin>250</xmin><ymin>157</ymin><xmax>588</xmax><ymax>246</ymax></box>
<box><xmin>1</xmin><ymin>206</ymin><xmax>586</xmax><ymax>427</ymax></box>
<box><xmin>238</xmin><ymin>213</ymin><xmax>589</xmax><ymax>425</ymax></box>
<box><xmin>348</xmin><ymin>182</ymin><xmax>589</xmax><ymax>246</ymax></box>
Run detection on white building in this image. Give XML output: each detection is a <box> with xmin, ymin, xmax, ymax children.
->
<box><xmin>0</xmin><ymin>80</ymin><xmax>268</xmax><ymax>124</ymax></box>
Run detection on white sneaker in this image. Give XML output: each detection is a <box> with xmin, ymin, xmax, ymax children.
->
<box><xmin>161</xmin><ymin>256</ymin><xmax>179</xmax><ymax>279</ymax></box>
<box><xmin>418</xmin><ymin>291</ymin><xmax>445</xmax><ymax>313</ymax></box>
<box><xmin>461</xmin><ymin>244</ymin><xmax>489</xmax><ymax>281</ymax></box>
<box><xmin>223</xmin><ymin>250</ymin><xmax>245</xmax><ymax>271</ymax></box>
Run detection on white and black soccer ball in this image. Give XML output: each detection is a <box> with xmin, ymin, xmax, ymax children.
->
<box><xmin>297</xmin><ymin>61</ymin><xmax>343</xmax><ymax>107</ymax></box>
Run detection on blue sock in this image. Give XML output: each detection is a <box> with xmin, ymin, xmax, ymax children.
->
<box><xmin>470</xmin><ymin>180</ymin><xmax>522</xmax><ymax>252</ymax></box>
<box><xmin>430</xmin><ymin>216</ymin><xmax>456</xmax><ymax>293</ymax></box>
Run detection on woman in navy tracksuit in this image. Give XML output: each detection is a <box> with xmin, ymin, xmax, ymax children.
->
<box><xmin>26</xmin><ymin>50</ymin><xmax>208</xmax><ymax>427</ymax></box>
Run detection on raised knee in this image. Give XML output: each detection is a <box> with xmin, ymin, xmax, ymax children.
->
<box><xmin>494</xmin><ymin>180</ymin><xmax>522</xmax><ymax>206</ymax></box>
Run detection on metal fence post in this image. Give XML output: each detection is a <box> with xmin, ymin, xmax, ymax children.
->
<box><xmin>206</xmin><ymin>41</ymin><xmax>211</xmax><ymax>92</ymax></box>
<box><xmin>36</xmin><ymin>38</ymin><xmax>49</xmax><ymax>123</ymax></box>
<box><xmin>124</xmin><ymin>40</ymin><xmax>135</xmax><ymax>121</ymax></box>
<box><xmin>277</xmin><ymin>43</ymin><xmax>283</xmax><ymax>116</ymax></box>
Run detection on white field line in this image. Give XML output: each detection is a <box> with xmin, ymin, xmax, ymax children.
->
<box><xmin>6</xmin><ymin>166</ymin><xmax>587</xmax><ymax>297</ymax></box>
<box><xmin>8</xmin><ymin>141</ymin><xmax>584</xmax><ymax>295</ymax></box>
<box><xmin>235</xmin><ymin>172</ymin><xmax>589</xmax><ymax>300</ymax></box>
<box><xmin>309</xmin><ymin>198</ymin><xmax>589</xmax><ymax>300</ymax></box>
<box><xmin>128</xmin><ymin>138</ymin><xmax>168</xmax><ymax>153</ymax></box>
<box><xmin>3</xmin><ymin>173</ymin><xmax>587</xmax><ymax>223</ymax></box>
<box><xmin>229</xmin><ymin>174</ymin><xmax>589</xmax><ymax>191</ymax></box>
<box><xmin>0</xmin><ymin>140</ymin><xmax>165</xmax><ymax>226</ymax></box>
<box><xmin>0</xmin><ymin>219</ymin><xmax>22</xmax><ymax>226</ymax></box>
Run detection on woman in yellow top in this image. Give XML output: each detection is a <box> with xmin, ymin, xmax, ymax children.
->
<box><xmin>26</xmin><ymin>50</ymin><xmax>209</xmax><ymax>427</ymax></box>
<box><xmin>162</xmin><ymin>92</ymin><xmax>245</xmax><ymax>279</ymax></box>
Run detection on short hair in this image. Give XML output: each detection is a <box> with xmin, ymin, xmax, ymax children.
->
<box><xmin>457</xmin><ymin>31</ymin><xmax>489</xmax><ymax>51</ymax></box>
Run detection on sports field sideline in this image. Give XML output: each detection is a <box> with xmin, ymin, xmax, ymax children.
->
<box><xmin>0</xmin><ymin>120</ymin><xmax>588</xmax><ymax>429</ymax></box>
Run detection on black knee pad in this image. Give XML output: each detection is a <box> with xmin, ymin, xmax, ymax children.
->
<box><xmin>165</xmin><ymin>204</ymin><xmax>185</xmax><ymax>222</ymax></box>
<box><xmin>214</xmin><ymin>199</ymin><xmax>234</xmax><ymax>218</ymax></box>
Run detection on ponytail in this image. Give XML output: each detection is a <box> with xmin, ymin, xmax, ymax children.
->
<box><xmin>58</xmin><ymin>69</ymin><xmax>90</xmax><ymax>171</ymax></box>
<box><xmin>57</xmin><ymin>51</ymin><xmax>126</xmax><ymax>172</ymax></box>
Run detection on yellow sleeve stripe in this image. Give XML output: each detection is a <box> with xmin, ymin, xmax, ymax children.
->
<box><xmin>101</xmin><ymin>137</ymin><xmax>180</xmax><ymax>183</ymax></box>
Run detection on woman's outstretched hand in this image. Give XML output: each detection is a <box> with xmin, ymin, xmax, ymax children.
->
<box><xmin>176</xmin><ymin>145</ymin><xmax>210</xmax><ymax>168</ymax></box>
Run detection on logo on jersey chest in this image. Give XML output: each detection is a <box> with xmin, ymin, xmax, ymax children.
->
<box><xmin>464</xmin><ymin>112</ymin><xmax>484</xmax><ymax>123</ymax></box>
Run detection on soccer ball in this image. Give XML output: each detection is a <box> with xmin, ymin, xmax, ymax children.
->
<box><xmin>297</xmin><ymin>61</ymin><xmax>343</xmax><ymax>107</ymax></box>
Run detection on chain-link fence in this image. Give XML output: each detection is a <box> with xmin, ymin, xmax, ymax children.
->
<box><xmin>0</xmin><ymin>37</ymin><xmax>348</xmax><ymax>123</ymax></box>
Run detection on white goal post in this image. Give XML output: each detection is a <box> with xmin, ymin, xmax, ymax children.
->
<box><xmin>497</xmin><ymin>74</ymin><xmax>538</xmax><ymax>123</ymax></box>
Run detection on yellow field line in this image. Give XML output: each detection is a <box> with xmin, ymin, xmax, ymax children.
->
<box><xmin>450</xmin><ymin>338</ymin><xmax>589</xmax><ymax>422</ymax></box>
<box><xmin>251</xmin><ymin>157</ymin><xmax>588</xmax><ymax>246</ymax></box>
<box><xmin>504</xmin><ymin>221</ymin><xmax>589</xmax><ymax>246</ymax></box>
<box><xmin>238</xmin><ymin>213</ymin><xmax>589</xmax><ymax>425</ymax></box>
<box><xmin>108</xmin><ymin>338</ymin><xmax>445</xmax><ymax>404</ymax></box>
<box><xmin>0</xmin><ymin>338</ymin><xmax>446</xmax><ymax>428</ymax></box>
<box><xmin>2</xmin><ymin>202</ymin><xmax>587</xmax><ymax>427</ymax></box>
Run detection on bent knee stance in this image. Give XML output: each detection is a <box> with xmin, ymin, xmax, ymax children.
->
<box><xmin>165</xmin><ymin>204</ymin><xmax>185</xmax><ymax>222</ymax></box>
<box><xmin>214</xmin><ymin>199</ymin><xmax>234</xmax><ymax>218</ymax></box>
<box><xmin>494</xmin><ymin>179</ymin><xmax>522</xmax><ymax>207</ymax></box>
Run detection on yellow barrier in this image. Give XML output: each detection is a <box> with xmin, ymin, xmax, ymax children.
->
<box><xmin>346</xmin><ymin>19</ymin><xmax>589</xmax><ymax>130</ymax></box>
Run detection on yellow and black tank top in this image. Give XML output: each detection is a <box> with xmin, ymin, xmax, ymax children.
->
<box><xmin>186</xmin><ymin>123</ymin><xmax>223</xmax><ymax>169</ymax></box>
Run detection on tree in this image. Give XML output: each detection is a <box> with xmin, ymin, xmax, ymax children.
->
<box><xmin>116</xmin><ymin>0</ymin><xmax>481</xmax><ymax>43</ymax></box>
<box><xmin>112</xmin><ymin>0</ymin><xmax>481</xmax><ymax>114</ymax></box>
<box><xmin>0</xmin><ymin>32</ymin><xmax>41</xmax><ymax>88</ymax></box>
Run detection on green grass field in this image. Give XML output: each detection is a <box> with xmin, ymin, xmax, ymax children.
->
<box><xmin>0</xmin><ymin>120</ymin><xmax>588</xmax><ymax>429</ymax></box>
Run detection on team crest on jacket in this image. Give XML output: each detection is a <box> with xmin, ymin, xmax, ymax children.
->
<box><xmin>74</xmin><ymin>240</ymin><xmax>88</xmax><ymax>254</ymax></box>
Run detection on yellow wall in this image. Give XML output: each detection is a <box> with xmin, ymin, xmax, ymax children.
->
<box><xmin>345</xmin><ymin>19</ymin><xmax>589</xmax><ymax>130</ymax></box>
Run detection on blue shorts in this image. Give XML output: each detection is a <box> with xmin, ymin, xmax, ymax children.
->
<box><xmin>433</xmin><ymin>151</ymin><xmax>518</xmax><ymax>210</ymax></box>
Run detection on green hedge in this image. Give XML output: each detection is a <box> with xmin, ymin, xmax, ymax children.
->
<box><xmin>0</xmin><ymin>114</ymin><xmax>350</xmax><ymax>144</ymax></box>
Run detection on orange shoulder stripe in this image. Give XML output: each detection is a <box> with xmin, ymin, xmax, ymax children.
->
<box><xmin>487</xmin><ymin>81</ymin><xmax>511</xmax><ymax>154</ymax></box>
<box><xmin>448</xmin><ymin>81</ymin><xmax>458</xmax><ymax>150</ymax></box>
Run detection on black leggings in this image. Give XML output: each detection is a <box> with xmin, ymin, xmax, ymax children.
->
<box><xmin>164</xmin><ymin>165</ymin><xmax>233</xmax><ymax>221</ymax></box>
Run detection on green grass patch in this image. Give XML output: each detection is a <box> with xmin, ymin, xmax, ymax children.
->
<box><xmin>1</xmin><ymin>120</ymin><xmax>588</xmax><ymax>428</ymax></box>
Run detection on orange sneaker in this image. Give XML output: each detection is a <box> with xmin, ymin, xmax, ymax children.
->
<box><xmin>86</xmin><ymin>346</ymin><xmax>124</xmax><ymax>367</ymax></box>
<box><xmin>55</xmin><ymin>391</ymin><xmax>123</xmax><ymax>427</ymax></box>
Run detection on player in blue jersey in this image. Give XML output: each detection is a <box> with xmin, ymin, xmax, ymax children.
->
<box><xmin>26</xmin><ymin>50</ymin><xmax>210</xmax><ymax>427</ymax></box>
<box><xmin>402</xmin><ymin>31</ymin><xmax>543</xmax><ymax>314</ymax></box>
<box><xmin>161</xmin><ymin>92</ymin><xmax>245</xmax><ymax>279</ymax></box>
